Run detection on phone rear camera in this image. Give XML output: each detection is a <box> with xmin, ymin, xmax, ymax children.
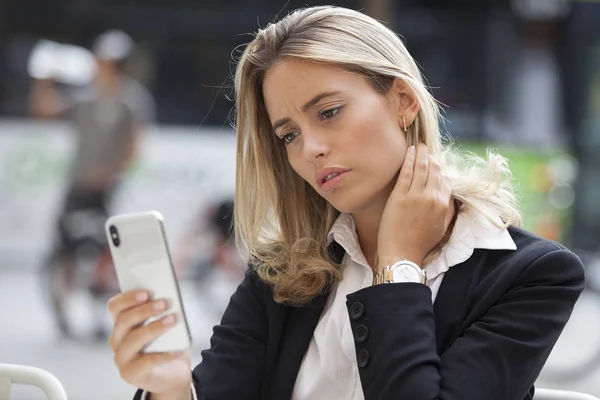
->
<box><xmin>109</xmin><ymin>225</ymin><xmax>121</xmax><ymax>247</ymax></box>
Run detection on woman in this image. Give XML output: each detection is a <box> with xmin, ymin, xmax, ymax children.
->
<box><xmin>107</xmin><ymin>6</ymin><xmax>585</xmax><ymax>400</ymax></box>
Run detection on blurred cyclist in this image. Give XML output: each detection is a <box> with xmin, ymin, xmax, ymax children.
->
<box><xmin>28</xmin><ymin>30</ymin><xmax>155</xmax><ymax>340</ymax></box>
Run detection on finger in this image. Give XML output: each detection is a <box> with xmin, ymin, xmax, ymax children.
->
<box><xmin>114</xmin><ymin>313</ymin><xmax>179</xmax><ymax>366</ymax></box>
<box><xmin>396</xmin><ymin>145</ymin><xmax>416</xmax><ymax>194</ymax></box>
<box><xmin>109</xmin><ymin>299</ymin><xmax>170</xmax><ymax>352</ymax></box>
<box><xmin>440</xmin><ymin>173</ymin><xmax>452</xmax><ymax>206</ymax></box>
<box><xmin>441</xmin><ymin>176</ymin><xmax>454</xmax><ymax>229</ymax></box>
<box><xmin>118</xmin><ymin>350</ymin><xmax>186</xmax><ymax>384</ymax></box>
<box><xmin>425</xmin><ymin>153</ymin><xmax>442</xmax><ymax>191</ymax></box>
<box><xmin>410</xmin><ymin>143</ymin><xmax>429</xmax><ymax>190</ymax></box>
<box><xmin>107</xmin><ymin>290</ymin><xmax>150</xmax><ymax>323</ymax></box>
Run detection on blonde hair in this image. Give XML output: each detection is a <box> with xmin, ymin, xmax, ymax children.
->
<box><xmin>233</xmin><ymin>6</ymin><xmax>522</xmax><ymax>305</ymax></box>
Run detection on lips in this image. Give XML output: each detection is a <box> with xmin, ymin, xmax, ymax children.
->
<box><xmin>316</xmin><ymin>167</ymin><xmax>351</xmax><ymax>190</ymax></box>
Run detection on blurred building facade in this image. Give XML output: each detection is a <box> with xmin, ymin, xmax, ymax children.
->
<box><xmin>0</xmin><ymin>0</ymin><xmax>568</xmax><ymax>130</ymax></box>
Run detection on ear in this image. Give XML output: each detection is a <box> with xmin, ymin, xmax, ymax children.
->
<box><xmin>389</xmin><ymin>78</ymin><xmax>420</xmax><ymax>128</ymax></box>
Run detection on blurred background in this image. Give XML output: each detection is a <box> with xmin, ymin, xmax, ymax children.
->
<box><xmin>1</xmin><ymin>0</ymin><xmax>600</xmax><ymax>398</ymax></box>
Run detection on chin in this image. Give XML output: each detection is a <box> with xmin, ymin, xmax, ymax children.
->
<box><xmin>325</xmin><ymin>189</ymin><xmax>374</xmax><ymax>215</ymax></box>
<box><xmin>328</xmin><ymin>178</ymin><xmax>393</xmax><ymax>215</ymax></box>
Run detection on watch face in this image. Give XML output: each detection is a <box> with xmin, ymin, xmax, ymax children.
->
<box><xmin>392</xmin><ymin>264</ymin><xmax>422</xmax><ymax>283</ymax></box>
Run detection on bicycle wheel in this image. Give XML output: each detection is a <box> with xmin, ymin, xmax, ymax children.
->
<box><xmin>37</xmin><ymin>249</ymin><xmax>74</xmax><ymax>338</ymax></box>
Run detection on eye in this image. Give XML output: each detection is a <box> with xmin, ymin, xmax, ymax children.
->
<box><xmin>281</xmin><ymin>131</ymin><xmax>299</xmax><ymax>145</ymax></box>
<box><xmin>319</xmin><ymin>106</ymin><xmax>343</xmax><ymax>120</ymax></box>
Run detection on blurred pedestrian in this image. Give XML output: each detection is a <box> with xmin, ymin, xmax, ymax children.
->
<box><xmin>28</xmin><ymin>29</ymin><xmax>155</xmax><ymax>340</ymax></box>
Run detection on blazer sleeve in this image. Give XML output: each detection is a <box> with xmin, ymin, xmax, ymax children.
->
<box><xmin>345</xmin><ymin>248</ymin><xmax>585</xmax><ymax>400</ymax></box>
<box><xmin>133</xmin><ymin>269</ymin><xmax>268</xmax><ymax>400</ymax></box>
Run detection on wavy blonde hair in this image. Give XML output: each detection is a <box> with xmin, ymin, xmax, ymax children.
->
<box><xmin>233</xmin><ymin>6</ymin><xmax>522</xmax><ymax>305</ymax></box>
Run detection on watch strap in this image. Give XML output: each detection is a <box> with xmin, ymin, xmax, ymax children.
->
<box><xmin>373</xmin><ymin>260</ymin><xmax>426</xmax><ymax>285</ymax></box>
<box><xmin>373</xmin><ymin>269</ymin><xmax>395</xmax><ymax>285</ymax></box>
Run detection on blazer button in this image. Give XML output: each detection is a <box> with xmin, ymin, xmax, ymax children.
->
<box><xmin>357</xmin><ymin>349</ymin><xmax>370</xmax><ymax>368</ymax></box>
<box><xmin>354</xmin><ymin>324</ymin><xmax>369</xmax><ymax>343</ymax></box>
<box><xmin>349</xmin><ymin>302</ymin><xmax>364</xmax><ymax>320</ymax></box>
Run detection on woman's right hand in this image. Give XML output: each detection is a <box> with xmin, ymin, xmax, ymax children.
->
<box><xmin>107</xmin><ymin>290</ymin><xmax>192</xmax><ymax>396</ymax></box>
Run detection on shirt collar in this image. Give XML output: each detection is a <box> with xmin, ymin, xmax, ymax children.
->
<box><xmin>327</xmin><ymin>213</ymin><xmax>369</xmax><ymax>267</ymax></box>
<box><xmin>425</xmin><ymin>205</ymin><xmax>517</xmax><ymax>280</ymax></box>
<box><xmin>327</xmin><ymin>205</ymin><xmax>517</xmax><ymax>278</ymax></box>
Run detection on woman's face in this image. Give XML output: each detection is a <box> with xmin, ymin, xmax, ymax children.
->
<box><xmin>262</xmin><ymin>59</ymin><xmax>411</xmax><ymax>214</ymax></box>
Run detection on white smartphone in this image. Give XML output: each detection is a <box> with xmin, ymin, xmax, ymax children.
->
<box><xmin>105</xmin><ymin>210</ymin><xmax>192</xmax><ymax>353</ymax></box>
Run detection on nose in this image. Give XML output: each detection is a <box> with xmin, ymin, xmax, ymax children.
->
<box><xmin>302</xmin><ymin>129</ymin><xmax>330</xmax><ymax>161</ymax></box>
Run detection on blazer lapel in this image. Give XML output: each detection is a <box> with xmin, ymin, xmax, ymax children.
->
<box><xmin>433</xmin><ymin>249</ymin><xmax>488</xmax><ymax>354</ymax></box>
<box><xmin>266</xmin><ymin>242</ymin><xmax>344</xmax><ymax>400</ymax></box>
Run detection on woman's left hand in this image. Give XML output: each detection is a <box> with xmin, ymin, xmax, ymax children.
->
<box><xmin>376</xmin><ymin>143</ymin><xmax>454</xmax><ymax>271</ymax></box>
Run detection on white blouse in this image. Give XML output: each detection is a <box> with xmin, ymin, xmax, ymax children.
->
<box><xmin>291</xmin><ymin>207</ymin><xmax>517</xmax><ymax>400</ymax></box>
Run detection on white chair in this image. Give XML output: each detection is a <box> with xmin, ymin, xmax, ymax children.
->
<box><xmin>0</xmin><ymin>363</ymin><xmax>68</xmax><ymax>400</ymax></box>
<box><xmin>535</xmin><ymin>388</ymin><xmax>600</xmax><ymax>400</ymax></box>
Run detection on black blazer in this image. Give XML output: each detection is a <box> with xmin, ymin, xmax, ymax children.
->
<box><xmin>135</xmin><ymin>226</ymin><xmax>585</xmax><ymax>400</ymax></box>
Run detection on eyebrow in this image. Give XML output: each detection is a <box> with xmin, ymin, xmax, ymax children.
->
<box><xmin>271</xmin><ymin>91</ymin><xmax>342</xmax><ymax>133</ymax></box>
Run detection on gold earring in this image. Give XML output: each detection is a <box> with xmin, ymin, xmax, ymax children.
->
<box><xmin>402</xmin><ymin>116</ymin><xmax>407</xmax><ymax>133</ymax></box>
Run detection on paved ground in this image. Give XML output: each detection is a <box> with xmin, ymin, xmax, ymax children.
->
<box><xmin>2</xmin><ymin>268</ymin><xmax>600</xmax><ymax>400</ymax></box>
<box><xmin>1</xmin><ymin>268</ymin><xmax>238</xmax><ymax>400</ymax></box>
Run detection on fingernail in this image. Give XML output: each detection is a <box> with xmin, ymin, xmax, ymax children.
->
<box><xmin>153</xmin><ymin>300</ymin><xmax>166</xmax><ymax>311</ymax></box>
<box><xmin>162</xmin><ymin>314</ymin><xmax>176</xmax><ymax>325</ymax></box>
<box><xmin>136</xmin><ymin>292</ymin><xmax>148</xmax><ymax>302</ymax></box>
<box><xmin>409</xmin><ymin>146</ymin><xmax>416</xmax><ymax>154</ymax></box>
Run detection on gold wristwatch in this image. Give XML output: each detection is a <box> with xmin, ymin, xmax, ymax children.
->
<box><xmin>373</xmin><ymin>260</ymin><xmax>427</xmax><ymax>285</ymax></box>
